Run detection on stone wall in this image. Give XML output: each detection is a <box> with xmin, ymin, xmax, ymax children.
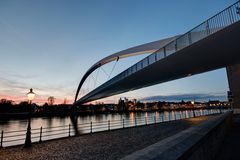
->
<box><xmin>122</xmin><ymin>112</ymin><xmax>233</xmax><ymax>160</ymax></box>
<box><xmin>226</xmin><ymin>64</ymin><xmax>240</xmax><ymax>114</ymax></box>
<box><xmin>181</xmin><ymin>112</ymin><xmax>232</xmax><ymax>160</ymax></box>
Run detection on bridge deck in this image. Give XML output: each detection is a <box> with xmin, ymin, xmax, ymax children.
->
<box><xmin>78</xmin><ymin>21</ymin><xmax>240</xmax><ymax>104</ymax></box>
<box><xmin>76</xmin><ymin>1</ymin><xmax>240</xmax><ymax>104</ymax></box>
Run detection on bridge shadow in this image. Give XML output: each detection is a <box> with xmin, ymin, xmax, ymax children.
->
<box><xmin>70</xmin><ymin>106</ymin><xmax>80</xmax><ymax>136</ymax></box>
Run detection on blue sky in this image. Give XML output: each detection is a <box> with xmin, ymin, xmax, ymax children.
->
<box><xmin>0</xmin><ymin>0</ymin><xmax>236</xmax><ymax>104</ymax></box>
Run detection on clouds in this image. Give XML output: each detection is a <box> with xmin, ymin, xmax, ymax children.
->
<box><xmin>0</xmin><ymin>1</ymin><xmax>233</xmax><ymax>105</ymax></box>
<box><xmin>0</xmin><ymin>70</ymin><xmax>75</xmax><ymax>104</ymax></box>
<box><xmin>0</xmin><ymin>70</ymin><xmax>37</xmax><ymax>91</ymax></box>
<box><xmin>140</xmin><ymin>93</ymin><xmax>227</xmax><ymax>102</ymax></box>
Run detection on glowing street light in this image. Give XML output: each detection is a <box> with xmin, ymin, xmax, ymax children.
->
<box><xmin>27</xmin><ymin>88</ymin><xmax>35</xmax><ymax>102</ymax></box>
<box><xmin>191</xmin><ymin>100</ymin><xmax>196</xmax><ymax>118</ymax></box>
<box><xmin>24</xmin><ymin>88</ymin><xmax>35</xmax><ymax>147</ymax></box>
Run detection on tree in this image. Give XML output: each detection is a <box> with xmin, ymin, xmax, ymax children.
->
<box><xmin>48</xmin><ymin>96</ymin><xmax>55</xmax><ymax>106</ymax></box>
<box><xmin>0</xmin><ymin>99</ymin><xmax>13</xmax><ymax>113</ymax></box>
<box><xmin>63</xmin><ymin>98</ymin><xmax>67</xmax><ymax>105</ymax></box>
<box><xmin>0</xmin><ymin>99</ymin><xmax>13</xmax><ymax>105</ymax></box>
<box><xmin>18</xmin><ymin>101</ymin><xmax>29</xmax><ymax>112</ymax></box>
<box><xmin>42</xmin><ymin>102</ymin><xmax>49</xmax><ymax>113</ymax></box>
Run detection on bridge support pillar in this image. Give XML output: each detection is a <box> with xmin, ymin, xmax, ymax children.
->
<box><xmin>226</xmin><ymin>64</ymin><xmax>240</xmax><ymax>114</ymax></box>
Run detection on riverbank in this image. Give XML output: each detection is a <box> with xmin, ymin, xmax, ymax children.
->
<box><xmin>215</xmin><ymin>114</ymin><xmax>240</xmax><ymax>160</ymax></box>
<box><xmin>0</xmin><ymin>107</ymin><xmax>226</xmax><ymax>120</ymax></box>
<box><xmin>0</xmin><ymin>115</ymin><xmax>216</xmax><ymax>160</ymax></box>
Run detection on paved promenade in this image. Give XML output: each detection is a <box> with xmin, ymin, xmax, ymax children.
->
<box><xmin>0</xmin><ymin>116</ymin><xmax>212</xmax><ymax>160</ymax></box>
<box><xmin>215</xmin><ymin>114</ymin><xmax>240</xmax><ymax>160</ymax></box>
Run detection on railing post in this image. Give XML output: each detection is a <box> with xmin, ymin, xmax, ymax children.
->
<box><xmin>154</xmin><ymin>116</ymin><xmax>156</xmax><ymax>124</ymax></box>
<box><xmin>168</xmin><ymin>113</ymin><xmax>171</xmax><ymax>121</ymax></box>
<box><xmin>180</xmin><ymin>111</ymin><xmax>182</xmax><ymax>119</ymax></box>
<box><xmin>69</xmin><ymin>124</ymin><xmax>71</xmax><ymax>137</ymax></box>
<box><xmin>135</xmin><ymin>117</ymin><xmax>137</xmax><ymax>126</ymax></box>
<box><xmin>236</xmin><ymin>6</ymin><xmax>240</xmax><ymax>15</ymax></box>
<box><xmin>39</xmin><ymin>127</ymin><xmax>42</xmax><ymax>143</ymax></box>
<box><xmin>174</xmin><ymin>112</ymin><xmax>176</xmax><ymax>120</ymax></box>
<box><xmin>193</xmin><ymin>110</ymin><xmax>196</xmax><ymax>118</ymax></box>
<box><xmin>122</xmin><ymin>119</ymin><xmax>125</xmax><ymax>128</ymax></box>
<box><xmin>206</xmin><ymin>20</ymin><xmax>210</xmax><ymax>35</ymax></box>
<box><xmin>163</xmin><ymin>47</ymin><xmax>166</xmax><ymax>57</ymax></box>
<box><xmin>188</xmin><ymin>32</ymin><xmax>192</xmax><ymax>45</ymax></box>
<box><xmin>1</xmin><ymin>130</ymin><xmax>3</xmax><ymax>148</ymax></box>
<box><xmin>229</xmin><ymin>8</ymin><xmax>234</xmax><ymax>24</ymax></box>
<box><xmin>90</xmin><ymin>121</ymin><xmax>92</xmax><ymax>133</ymax></box>
<box><xmin>108</xmin><ymin>120</ymin><xmax>110</xmax><ymax>131</ymax></box>
<box><xmin>145</xmin><ymin>117</ymin><xmax>147</xmax><ymax>125</ymax></box>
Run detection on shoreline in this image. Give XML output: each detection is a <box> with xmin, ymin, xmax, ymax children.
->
<box><xmin>0</xmin><ymin>115</ymin><xmax>215</xmax><ymax>160</ymax></box>
<box><xmin>0</xmin><ymin>107</ymin><xmax>227</xmax><ymax>120</ymax></box>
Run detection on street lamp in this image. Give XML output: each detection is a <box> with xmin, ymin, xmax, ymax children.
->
<box><xmin>24</xmin><ymin>88</ymin><xmax>35</xmax><ymax>147</ymax></box>
<box><xmin>191</xmin><ymin>101</ymin><xmax>196</xmax><ymax>118</ymax></box>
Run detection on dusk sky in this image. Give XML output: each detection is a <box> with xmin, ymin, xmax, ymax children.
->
<box><xmin>0</xmin><ymin>0</ymin><xmax>236</xmax><ymax>104</ymax></box>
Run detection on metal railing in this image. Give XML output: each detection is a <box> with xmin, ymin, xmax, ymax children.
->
<box><xmin>85</xmin><ymin>1</ymin><xmax>240</xmax><ymax>97</ymax></box>
<box><xmin>120</xmin><ymin>1</ymin><xmax>240</xmax><ymax>80</ymax></box>
<box><xmin>0</xmin><ymin>109</ymin><xmax>231</xmax><ymax>148</ymax></box>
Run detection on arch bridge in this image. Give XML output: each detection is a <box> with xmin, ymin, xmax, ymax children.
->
<box><xmin>75</xmin><ymin>1</ymin><xmax>240</xmax><ymax>112</ymax></box>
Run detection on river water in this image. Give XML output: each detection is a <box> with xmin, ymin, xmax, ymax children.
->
<box><xmin>0</xmin><ymin>109</ymin><xmax>225</xmax><ymax>147</ymax></box>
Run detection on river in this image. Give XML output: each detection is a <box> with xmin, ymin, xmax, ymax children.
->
<box><xmin>0</xmin><ymin>109</ymin><xmax>225</xmax><ymax>147</ymax></box>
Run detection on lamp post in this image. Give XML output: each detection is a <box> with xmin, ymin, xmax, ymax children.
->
<box><xmin>191</xmin><ymin>101</ymin><xmax>196</xmax><ymax>117</ymax></box>
<box><xmin>24</xmin><ymin>88</ymin><xmax>35</xmax><ymax>147</ymax></box>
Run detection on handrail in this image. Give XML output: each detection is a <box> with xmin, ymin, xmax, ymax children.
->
<box><xmin>155</xmin><ymin>0</ymin><xmax>240</xmax><ymax>55</ymax></box>
<box><xmin>0</xmin><ymin>108</ymin><xmax>231</xmax><ymax>148</ymax></box>
<box><xmin>77</xmin><ymin>1</ymin><xmax>240</xmax><ymax>104</ymax></box>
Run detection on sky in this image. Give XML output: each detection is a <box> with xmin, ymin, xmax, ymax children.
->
<box><xmin>0</xmin><ymin>0</ymin><xmax>237</xmax><ymax>104</ymax></box>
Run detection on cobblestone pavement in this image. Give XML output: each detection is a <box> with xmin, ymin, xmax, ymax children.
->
<box><xmin>0</xmin><ymin>116</ymin><xmax>211</xmax><ymax>160</ymax></box>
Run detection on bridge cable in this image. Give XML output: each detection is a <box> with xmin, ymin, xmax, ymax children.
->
<box><xmin>101</xmin><ymin>67</ymin><xmax>110</xmax><ymax>78</ymax></box>
<box><xmin>93</xmin><ymin>68</ymin><xmax>100</xmax><ymax>89</ymax></box>
<box><xmin>80</xmin><ymin>77</ymin><xmax>89</xmax><ymax>97</ymax></box>
<box><xmin>87</xmin><ymin>57</ymin><xmax>119</xmax><ymax>95</ymax></box>
<box><xmin>108</xmin><ymin>56</ymin><xmax>119</xmax><ymax>79</ymax></box>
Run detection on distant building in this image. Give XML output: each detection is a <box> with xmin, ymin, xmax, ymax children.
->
<box><xmin>117</xmin><ymin>98</ymin><xmax>126</xmax><ymax>111</ymax></box>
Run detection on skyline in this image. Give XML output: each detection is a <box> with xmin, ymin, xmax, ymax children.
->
<box><xmin>0</xmin><ymin>0</ymin><xmax>236</xmax><ymax>104</ymax></box>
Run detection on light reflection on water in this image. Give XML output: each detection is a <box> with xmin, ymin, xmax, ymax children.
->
<box><xmin>0</xmin><ymin>109</ymin><xmax>223</xmax><ymax>132</ymax></box>
<box><xmin>0</xmin><ymin>109</ymin><xmax>227</xmax><ymax>147</ymax></box>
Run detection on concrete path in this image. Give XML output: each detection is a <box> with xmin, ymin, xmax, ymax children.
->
<box><xmin>0</xmin><ymin>116</ymin><xmax>212</xmax><ymax>160</ymax></box>
<box><xmin>215</xmin><ymin>114</ymin><xmax>240</xmax><ymax>160</ymax></box>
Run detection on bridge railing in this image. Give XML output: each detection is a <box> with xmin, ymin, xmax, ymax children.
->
<box><xmin>0</xmin><ymin>108</ymin><xmax>231</xmax><ymax>148</ymax></box>
<box><xmin>105</xmin><ymin>1</ymin><xmax>240</xmax><ymax>85</ymax></box>
<box><xmin>79</xmin><ymin>1</ymin><xmax>240</xmax><ymax>103</ymax></box>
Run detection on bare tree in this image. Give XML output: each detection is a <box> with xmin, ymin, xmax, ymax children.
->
<box><xmin>48</xmin><ymin>96</ymin><xmax>55</xmax><ymax>106</ymax></box>
<box><xmin>63</xmin><ymin>98</ymin><xmax>67</xmax><ymax>104</ymax></box>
